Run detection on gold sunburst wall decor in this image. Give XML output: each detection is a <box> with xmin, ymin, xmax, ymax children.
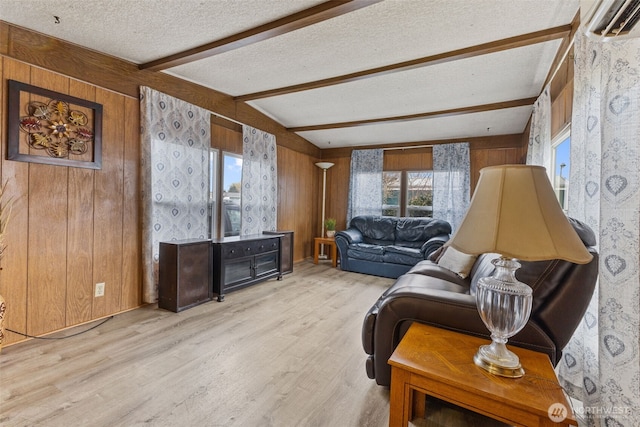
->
<box><xmin>7</xmin><ymin>80</ymin><xmax>103</xmax><ymax>170</ymax></box>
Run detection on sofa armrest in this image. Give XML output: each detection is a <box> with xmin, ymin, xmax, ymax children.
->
<box><xmin>335</xmin><ymin>229</ymin><xmax>363</xmax><ymax>270</ymax></box>
<box><xmin>335</xmin><ymin>228</ymin><xmax>363</xmax><ymax>245</ymax></box>
<box><xmin>420</xmin><ymin>233</ymin><xmax>449</xmax><ymax>258</ymax></box>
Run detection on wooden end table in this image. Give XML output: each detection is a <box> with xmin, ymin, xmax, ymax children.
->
<box><xmin>388</xmin><ymin>322</ymin><xmax>577</xmax><ymax>427</ymax></box>
<box><xmin>313</xmin><ymin>237</ymin><xmax>337</xmax><ymax>268</ymax></box>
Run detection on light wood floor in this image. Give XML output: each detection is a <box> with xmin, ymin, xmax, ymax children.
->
<box><xmin>0</xmin><ymin>261</ymin><xmax>508</xmax><ymax>427</ymax></box>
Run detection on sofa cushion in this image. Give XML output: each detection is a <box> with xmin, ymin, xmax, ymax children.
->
<box><xmin>350</xmin><ymin>216</ymin><xmax>396</xmax><ymax>246</ymax></box>
<box><xmin>437</xmin><ymin>246</ymin><xmax>477</xmax><ymax>279</ymax></box>
<box><xmin>383</xmin><ymin>245</ymin><xmax>423</xmax><ymax>266</ymax></box>
<box><xmin>395</xmin><ymin>218</ymin><xmax>452</xmax><ymax>248</ymax></box>
<box><xmin>347</xmin><ymin>243</ymin><xmax>385</xmax><ymax>262</ymax></box>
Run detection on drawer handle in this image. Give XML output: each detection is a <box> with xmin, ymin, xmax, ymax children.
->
<box><xmin>230</xmin><ymin>249</ymin><xmax>235</xmax><ymax>254</ymax></box>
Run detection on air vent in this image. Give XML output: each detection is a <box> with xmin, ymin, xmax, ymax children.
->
<box><xmin>583</xmin><ymin>0</ymin><xmax>640</xmax><ymax>39</ymax></box>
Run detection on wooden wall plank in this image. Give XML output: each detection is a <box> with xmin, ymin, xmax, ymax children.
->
<box><xmin>120</xmin><ymin>96</ymin><xmax>141</xmax><ymax>310</ymax></box>
<box><xmin>0</xmin><ymin>58</ymin><xmax>31</xmax><ymax>344</ymax></box>
<box><xmin>26</xmin><ymin>67</ymin><xmax>69</xmax><ymax>336</ymax></box>
<box><xmin>320</xmin><ymin>156</ymin><xmax>349</xmax><ymax>233</ymax></box>
<box><xmin>92</xmin><ymin>88</ymin><xmax>125</xmax><ymax>318</ymax></box>
<box><xmin>65</xmin><ymin>79</ymin><xmax>96</xmax><ymax>326</ymax></box>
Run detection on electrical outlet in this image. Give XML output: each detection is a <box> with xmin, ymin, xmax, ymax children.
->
<box><xmin>95</xmin><ymin>282</ymin><xmax>105</xmax><ymax>297</ymax></box>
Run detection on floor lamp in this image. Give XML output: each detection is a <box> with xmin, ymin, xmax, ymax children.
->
<box><xmin>315</xmin><ymin>162</ymin><xmax>334</xmax><ymax>258</ymax></box>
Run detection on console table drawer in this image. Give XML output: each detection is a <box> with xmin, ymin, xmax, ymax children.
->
<box><xmin>222</xmin><ymin>238</ymin><xmax>279</xmax><ymax>260</ymax></box>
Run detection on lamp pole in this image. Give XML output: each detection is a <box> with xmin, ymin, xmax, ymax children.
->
<box><xmin>315</xmin><ymin>162</ymin><xmax>334</xmax><ymax>258</ymax></box>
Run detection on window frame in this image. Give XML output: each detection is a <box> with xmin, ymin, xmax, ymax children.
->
<box><xmin>382</xmin><ymin>169</ymin><xmax>433</xmax><ymax>218</ymax></box>
<box><xmin>551</xmin><ymin>125</ymin><xmax>571</xmax><ymax>212</ymax></box>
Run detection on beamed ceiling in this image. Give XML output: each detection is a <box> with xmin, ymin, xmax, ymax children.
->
<box><xmin>0</xmin><ymin>0</ymin><xmax>580</xmax><ymax>149</ymax></box>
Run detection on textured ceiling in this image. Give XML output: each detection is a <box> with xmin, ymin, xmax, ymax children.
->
<box><xmin>1</xmin><ymin>0</ymin><xmax>580</xmax><ymax>149</ymax></box>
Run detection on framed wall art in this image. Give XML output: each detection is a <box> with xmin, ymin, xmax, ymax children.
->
<box><xmin>7</xmin><ymin>79</ymin><xmax>103</xmax><ymax>169</ymax></box>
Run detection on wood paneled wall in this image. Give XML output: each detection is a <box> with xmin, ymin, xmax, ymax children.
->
<box><xmin>0</xmin><ymin>57</ymin><xmax>141</xmax><ymax>345</ymax></box>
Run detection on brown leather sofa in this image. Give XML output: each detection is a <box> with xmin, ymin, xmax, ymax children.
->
<box><xmin>362</xmin><ymin>218</ymin><xmax>599</xmax><ymax>387</ymax></box>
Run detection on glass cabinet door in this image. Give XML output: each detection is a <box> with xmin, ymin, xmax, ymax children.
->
<box><xmin>255</xmin><ymin>252</ymin><xmax>278</xmax><ymax>278</ymax></box>
<box><xmin>224</xmin><ymin>257</ymin><xmax>253</xmax><ymax>286</ymax></box>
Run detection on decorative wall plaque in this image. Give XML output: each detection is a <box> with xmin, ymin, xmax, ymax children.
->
<box><xmin>7</xmin><ymin>80</ymin><xmax>102</xmax><ymax>169</ymax></box>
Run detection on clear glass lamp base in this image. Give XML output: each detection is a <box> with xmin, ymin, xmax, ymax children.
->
<box><xmin>474</xmin><ymin>341</ymin><xmax>525</xmax><ymax>378</ymax></box>
<box><xmin>474</xmin><ymin>257</ymin><xmax>533</xmax><ymax>378</ymax></box>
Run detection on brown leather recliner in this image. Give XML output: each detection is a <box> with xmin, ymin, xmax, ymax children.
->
<box><xmin>362</xmin><ymin>218</ymin><xmax>599</xmax><ymax>387</ymax></box>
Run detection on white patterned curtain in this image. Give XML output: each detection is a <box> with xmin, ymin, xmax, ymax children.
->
<box><xmin>347</xmin><ymin>149</ymin><xmax>383</xmax><ymax>225</ymax></box>
<box><xmin>526</xmin><ymin>84</ymin><xmax>553</xmax><ymax>177</ymax></box>
<box><xmin>557</xmin><ymin>31</ymin><xmax>640</xmax><ymax>427</ymax></box>
<box><xmin>432</xmin><ymin>142</ymin><xmax>470</xmax><ymax>232</ymax></box>
<box><xmin>140</xmin><ymin>87</ymin><xmax>210</xmax><ymax>303</ymax></box>
<box><xmin>241</xmin><ymin>125</ymin><xmax>277</xmax><ymax>235</ymax></box>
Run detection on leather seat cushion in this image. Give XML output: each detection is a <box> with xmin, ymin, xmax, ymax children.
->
<box><xmin>383</xmin><ymin>245</ymin><xmax>423</xmax><ymax>265</ymax></box>
<box><xmin>348</xmin><ymin>243</ymin><xmax>385</xmax><ymax>262</ymax></box>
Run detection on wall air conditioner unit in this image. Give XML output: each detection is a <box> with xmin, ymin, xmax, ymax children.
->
<box><xmin>582</xmin><ymin>0</ymin><xmax>640</xmax><ymax>40</ymax></box>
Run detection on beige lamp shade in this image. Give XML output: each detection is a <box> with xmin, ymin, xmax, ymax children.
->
<box><xmin>448</xmin><ymin>165</ymin><xmax>592</xmax><ymax>264</ymax></box>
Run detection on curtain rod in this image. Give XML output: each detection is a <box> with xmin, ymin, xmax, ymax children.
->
<box><xmin>382</xmin><ymin>144</ymin><xmax>433</xmax><ymax>151</ymax></box>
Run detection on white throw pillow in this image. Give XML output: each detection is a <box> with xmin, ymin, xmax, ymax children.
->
<box><xmin>437</xmin><ymin>246</ymin><xmax>477</xmax><ymax>279</ymax></box>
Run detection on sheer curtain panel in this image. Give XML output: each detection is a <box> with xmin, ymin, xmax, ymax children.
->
<box><xmin>347</xmin><ymin>149</ymin><xmax>383</xmax><ymax>225</ymax></box>
<box><xmin>526</xmin><ymin>85</ymin><xmax>552</xmax><ymax>176</ymax></box>
<box><xmin>432</xmin><ymin>142</ymin><xmax>470</xmax><ymax>232</ymax></box>
<box><xmin>241</xmin><ymin>125</ymin><xmax>277</xmax><ymax>235</ymax></box>
<box><xmin>557</xmin><ymin>31</ymin><xmax>640</xmax><ymax>427</ymax></box>
<box><xmin>140</xmin><ymin>87</ymin><xmax>211</xmax><ymax>303</ymax></box>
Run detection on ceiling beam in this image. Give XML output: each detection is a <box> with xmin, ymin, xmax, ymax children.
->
<box><xmin>236</xmin><ymin>25</ymin><xmax>571</xmax><ymax>102</ymax></box>
<box><xmin>287</xmin><ymin>97</ymin><xmax>537</xmax><ymax>132</ymax></box>
<box><xmin>139</xmin><ymin>0</ymin><xmax>382</xmax><ymax>71</ymax></box>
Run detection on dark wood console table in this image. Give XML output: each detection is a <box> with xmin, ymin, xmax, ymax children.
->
<box><xmin>212</xmin><ymin>233</ymin><xmax>283</xmax><ymax>302</ymax></box>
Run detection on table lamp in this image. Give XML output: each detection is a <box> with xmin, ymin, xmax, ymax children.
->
<box><xmin>447</xmin><ymin>165</ymin><xmax>592</xmax><ymax>377</ymax></box>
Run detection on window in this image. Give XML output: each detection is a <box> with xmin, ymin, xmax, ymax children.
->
<box><xmin>382</xmin><ymin>171</ymin><xmax>401</xmax><ymax>216</ymax></box>
<box><xmin>383</xmin><ymin>170</ymin><xmax>433</xmax><ymax>217</ymax></box>
<box><xmin>222</xmin><ymin>153</ymin><xmax>243</xmax><ymax>236</ymax></box>
<box><xmin>552</xmin><ymin>128</ymin><xmax>570</xmax><ymax>212</ymax></box>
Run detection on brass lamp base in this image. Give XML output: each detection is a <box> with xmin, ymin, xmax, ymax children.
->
<box><xmin>473</xmin><ymin>346</ymin><xmax>525</xmax><ymax>378</ymax></box>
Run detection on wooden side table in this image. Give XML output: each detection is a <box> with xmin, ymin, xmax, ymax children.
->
<box><xmin>388</xmin><ymin>322</ymin><xmax>577</xmax><ymax>427</ymax></box>
<box><xmin>313</xmin><ymin>237</ymin><xmax>337</xmax><ymax>268</ymax></box>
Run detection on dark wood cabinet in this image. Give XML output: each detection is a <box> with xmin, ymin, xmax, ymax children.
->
<box><xmin>158</xmin><ymin>239</ymin><xmax>211</xmax><ymax>312</ymax></box>
<box><xmin>212</xmin><ymin>234</ymin><xmax>282</xmax><ymax>302</ymax></box>
<box><xmin>264</xmin><ymin>230</ymin><xmax>294</xmax><ymax>275</ymax></box>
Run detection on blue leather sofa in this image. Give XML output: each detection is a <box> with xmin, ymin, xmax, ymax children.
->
<box><xmin>335</xmin><ymin>215</ymin><xmax>451</xmax><ymax>279</ymax></box>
